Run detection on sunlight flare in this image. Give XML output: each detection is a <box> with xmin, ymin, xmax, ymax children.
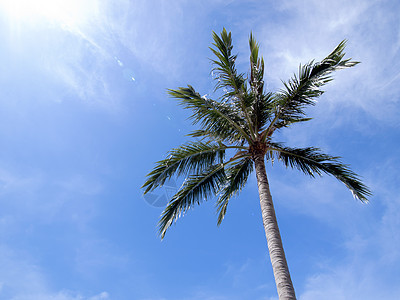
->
<box><xmin>0</xmin><ymin>0</ymin><xmax>97</xmax><ymax>28</ymax></box>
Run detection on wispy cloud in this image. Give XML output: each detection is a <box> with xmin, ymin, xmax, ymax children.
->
<box><xmin>1</xmin><ymin>0</ymin><xmax>130</xmax><ymax>111</ymax></box>
<box><xmin>268</xmin><ymin>153</ymin><xmax>400</xmax><ymax>299</ymax></box>
<box><xmin>0</xmin><ymin>166</ymin><xmax>103</xmax><ymax>226</ymax></box>
<box><xmin>0</xmin><ymin>245</ymin><xmax>109</xmax><ymax>300</ymax></box>
<box><xmin>254</xmin><ymin>0</ymin><xmax>400</xmax><ymax>123</ymax></box>
<box><xmin>0</xmin><ymin>167</ymin><xmax>118</xmax><ymax>299</ymax></box>
<box><xmin>299</xmin><ymin>249</ymin><xmax>400</xmax><ymax>299</ymax></box>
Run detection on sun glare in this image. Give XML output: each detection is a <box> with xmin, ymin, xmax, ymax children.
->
<box><xmin>0</xmin><ymin>0</ymin><xmax>96</xmax><ymax>28</ymax></box>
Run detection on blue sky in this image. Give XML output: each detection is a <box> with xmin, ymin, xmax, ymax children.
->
<box><xmin>0</xmin><ymin>0</ymin><xmax>399</xmax><ymax>299</ymax></box>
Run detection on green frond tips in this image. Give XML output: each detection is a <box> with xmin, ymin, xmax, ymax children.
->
<box><xmin>249</xmin><ymin>32</ymin><xmax>264</xmax><ymax>94</ymax></box>
<box><xmin>142</xmin><ymin>141</ymin><xmax>228</xmax><ymax>194</ymax></box>
<box><xmin>209</xmin><ymin>29</ymin><xmax>264</xmax><ymax>140</ymax></box>
<box><xmin>321</xmin><ymin>40</ymin><xmax>360</xmax><ymax>70</ymax></box>
<box><xmin>167</xmin><ymin>85</ymin><xmax>253</xmax><ymax>144</ymax></box>
<box><xmin>274</xmin><ymin>117</ymin><xmax>313</xmax><ymax>130</ymax></box>
<box><xmin>210</xmin><ymin>30</ymin><xmax>246</xmax><ymax>100</ymax></box>
<box><xmin>210</xmin><ymin>29</ymin><xmax>244</xmax><ymax>92</ymax></box>
<box><xmin>249</xmin><ymin>32</ymin><xmax>259</xmax><ymax>66</ymax></box>
<box><xmin>270</xmin><ymin>144</ymin><xmax>371</xmax><ymax>202</ymax></box>
<box><xmin>216</xmin><ymin>156</ymin><xmax>253</xmax><ymax>225</ymax></box>
<box><xmin>158</xmin><ymin>163</ymin><xmax>227</xmax><ymax>239</ymax></box>
<box><xmin>271</xmin><ymin>40</ymin><xmax>360</xmax><ymax>133</ymax></box>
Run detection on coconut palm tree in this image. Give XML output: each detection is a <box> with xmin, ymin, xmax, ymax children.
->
<box><xmin>142</xmin><ymin>29</ymin><xmax>370</xmax><ymax>300</ymax></box>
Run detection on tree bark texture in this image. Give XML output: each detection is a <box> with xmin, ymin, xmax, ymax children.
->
<box><xmin>253</xmin><ymin>153</ymin><xmax>296</xmax><ymax>300</ymax></box>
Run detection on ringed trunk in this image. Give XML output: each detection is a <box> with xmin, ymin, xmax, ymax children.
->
<box><xmin>253</xmin><ymin>153</ymin><xmax>296</xmax><ymax>300</ymax></box>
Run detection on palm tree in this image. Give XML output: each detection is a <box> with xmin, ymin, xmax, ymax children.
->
<box><xmin>142</xmin><ymin>29</ymin><xmax>370</xmax><ymax>300</ymax></box>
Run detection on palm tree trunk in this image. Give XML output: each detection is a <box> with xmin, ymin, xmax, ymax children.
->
<box><xmin>253</xmin><ymin>153</ymin><xmax>296</xmax><ymax>300</ymax></box>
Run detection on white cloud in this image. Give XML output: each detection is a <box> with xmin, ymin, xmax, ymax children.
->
<box><xmin>12</xmin><ymin>291</ymin><xmax>109</xmax><ymax>300</ymax></box>
<box><xmin>269</xmin><ymin>155</ymin><xmax>400</xmax><ymax>299</ymax></box>
<box><xmin>299</xmin><ymin>253</ymin><xmax>400</xmax><ymax>299</ymax></box>
<box><xmin>56</xmin><ymin>175</ymin><xmax>103</xmax><ymax>196</ymax></box>
<box><xmin>73</xmin><ymin>238</ymin><xmax>130</xmax><ymax>279</ymax></box>
<box><xmin>301</xmin><ymin>238</ymin><xmax>399</xmax><ymax>299</ymax></box>
<box><xmin>0</xmin><ymin>245</ymin><xmax>108</xmax><ymax>300</ymax></box>
<box><xmin>256</xmin><ymin>0</ymin><xmax>400</xmax><ymax>123</ymax></box>
<box><xmin>101</xmin><ymin>0</ymin><xmax>192</xmax><ymax>79</ymax></box>
<box><xmin>0</xmin><ymin>169</ymin><xmax>114</xmax><ymax>300</ymax></box>
<box><xmin>0</xmin><ymin>165</ymin><xmax>105</xmax><ymax>240</ymax></box>
<box><xmin>1</xmin><ymin>0</ymin><xmax>130</xmax><ymax>111</ymax></box>
<box><xmin>88</xmin><ymin>292</ymin><xmax>109</xmax><ymax>300</ymax></box>
<box><xmin>0</xmin><ymin>168</ymin><xmax>42</xmax><ymax>196</ymax></box>
<box><xmin>1</xmin><ymin>167</ymin><xmax>99</xmax><ymax>213</ymax></box>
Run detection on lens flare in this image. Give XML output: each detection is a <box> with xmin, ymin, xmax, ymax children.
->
<box><xmin>0</xmin><ymin>0</ymin><xmax>97</xmax><ymax>28</ymax></box>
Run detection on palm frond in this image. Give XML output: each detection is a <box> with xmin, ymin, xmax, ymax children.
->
<box><xmin>168</xmin><ymin>85</ymin><xmax>252</xmax><ymax>144</ymax></box>
<box><xmin>142</xmin><ymin>141</ymin><xmax>228</xmax><ymax>194</ymax></box>
<box><xmin>187</xmin><ymin>130</ymin><xmax>250</xmax><ymax>149</ymax></box>
<box><xmin>210</xmin><ymin>29</ymin><xmax>258</xmax><ymax>139</ymax></box>
<box><xmin>264</xmin><ymin>40</ymin><xmax>359</xmax><ymax>139</ymax></box>
<box><xmin>251</xmin><ymin>92</ymin><xmax>274</xmax><ymax>133</ymax></box>
<box><xmin>187</xmin><ymin>129</ymin><xmax>225</xmax><ymax>142</ymax></box>
<box><xmin>210</xmin><ymin>28</ymin><xmax>245</xmax><ymax>96</ymax></box>
<box><xmin>158</xmin><ymin>163</ymin><xmax>226</xmax><ymax>239</ymax></box>
<box><xmin>249</xmin><ymin>32</ymin><xmax>265</xmax><ymax>98</ymax></box>
<box><xmin>216</xmin><ymin>156</ymin><xmax>253</xmax><ymax>225</ymax></box>
<box><xmin>141</xmin><ymin>30</ymin><xmax>369</xmax><ymax>244</ymax></box>
<box><xmin>248</xmin><ymin>34</ymin><xmax>276</xmax><ymax>133</ymax></box>
<box><xmin>274</xmin><ymin>117</ymin><xmax>312</xmax><ymax>130</ymax></box>
<box><xmin>270</xmin><ymin>143</ymin><xmax>371</xmax><ymax>202</ymax></box>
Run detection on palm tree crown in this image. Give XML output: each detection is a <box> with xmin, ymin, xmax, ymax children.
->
<box><xmin>142</xmin><ymin>29</ymin><xmax>370</xmax><ymax>299</ymax></box>
<box><xmin>143</xmin><ymin>29</ymin><xmax>370</xmax><ymax>237</ymax></box>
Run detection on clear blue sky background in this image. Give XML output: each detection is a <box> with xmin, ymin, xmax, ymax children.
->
<box><xmin>0</xmin><ymin>0</ymin><xmax>399</xmax><ymax>299</ymax></box>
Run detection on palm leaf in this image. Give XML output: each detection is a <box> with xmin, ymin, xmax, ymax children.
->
<box><xmin>270</xmin><ymin>143</ymin><xmax>371</xmax><ymax>202</ymax></box>
<box><xmin>216</xmin><ymin>156</ymin><xmax>253</xmax><ymax>225</ymax></box>
<box><xmin>249</xmin><ymin>32</ymin><xmax>265</xmax><ymax>98</ymax></box>
<box><xmin>142</xmin><ymin>30</ymin><xmax>370</xmax><ymax>244</ymax></box>
<box><xmin>210</xmin><ymin>28</ymin><xmax>246</xmax><ymax>97</ymax></box>
<box><xmin>210</xmin><ymin>29</ymin><xmax>257</xmax><ymax>139</ymax></box>
<box><xmin>142</xmin><ymin>141</ymin><xmax>228</xmax><ymax>194</ymax></box>
<box><xmin>263</xmin><ymin>40</ymin><xmax>359</xmax><ymax>140</ymax></box>
<box><xmin>158</xmin><ymin>163</ymin><xmax>226</xmax><ymax>239</ymax></box>
<box><xmin>168</xmin><ymin>85</ymin><xmax>252</xmax><ymax>144</ymax></box>
<box><xmin>248</xmin><ymin>33</ymin><xmax>272</xmax><ymax>132</ymax></box>
<box><xmin>274</xmin><ymin>117</ymin><xmax>312</xmax><ymax>129</ymax></box>
<box><xmin>251</xmin><ymin>92</ymin><xmax>274</xmax><ymax>133</ymax></box>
